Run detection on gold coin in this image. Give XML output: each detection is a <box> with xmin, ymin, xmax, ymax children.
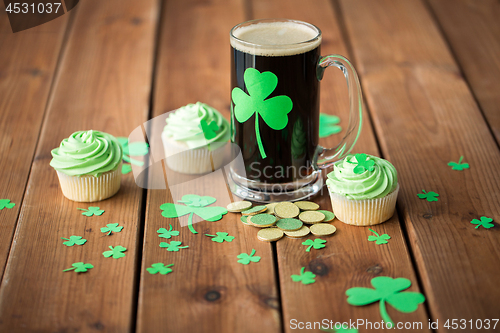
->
<box><xmin>274</xmin><ymin>202</ymin><xmax>300</xmax><ymax>219</ymax></box>
<box><xmin>299</xmin><ymin>211</ymin><xmax>326</xmax><ymax>224</ymax></box>
<box><xmin>310</xmin><ymin>223</ymin><xmax>337</xmax><ymax>236</ymax></box>
<box><xmin>241</xmin><ymin>205</ymin><xmax>267</xmax><ymax>216</ymax></box>
<box><xmin>257</xmin><ymin>228</ymin><xmax>284</xmax><ymax>242</ymax></box>
<box><xmin>248</xmin><ymin>214</ymin><xmax>277</xmax><ymax>227</ymax></box>
<box><xmin>294</xmin><ymin>201</ymin><xmax>320</xmax><ymax>211</ymax></box>
<box><xmin>265</xmin><ymin>202</ymin><xmax>279</xmax><ymax>214</ymax></box>
<box><xmin>227</xmin><ymin>201</ymin><xmax>252</xmax><ymax>212</ymax></box>
<box><xmin>284</xmin><ymin>225</ymin><xmax>310</xmax><ymax>238</ymax></box>
<box><xmin>317</xmin><ymin>210</ymin><xmax>335</xmax><ymax>222</ymax></box>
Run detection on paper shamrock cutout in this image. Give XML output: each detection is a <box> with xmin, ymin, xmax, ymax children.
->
<box><xmin>237</xmin><ymin>249</ymin><xmax>261</xmax><ymax>265</ymax></box>
<box><xmin>102</xmin><ymin>245</ymin><xmax>127</xmax><ymax>259</ymax></box>
<box><xmin>61</xmin><ymin>235</ymin><xmax>87</xmax><ymax>247</ymax></box>
<box><xmin>0</xmin><ymin>199</ymin><xmax>15</xmax><ymax>210</ymax></box>
<box><xmin>302</xmin><ymin>238</ymin><xmax>327</xmax><ymax>252</ymax></box>
<box><xmin>157</xmin><ymin>225</ymin><xmax>179</xmax><ymax>239</ymax></box>
<box><xmin>63</xmin><ymin>262</ymin><xmax>94</xmax><ymax>273</ymax></box>
<box><xmin>232</xmin><ymin>68</ymin><xmax>293</xmax><ymax>159</ymax></box>
<box><xmin>448</xmin><ymin>156</ymin><xmax>469</xmax><ymax>171</ymax></box>
<box><xmin>291</xmin><ymin>267</ymin><xmax>316</xmax><ymax>285</ymax></box>
<box><xmin>100</xmin><ymin>223</ymin><xmax>123</xmax><ymax>236</ymax></box>
<box><xmin>417</xmin><ymin>190</ymin><xmax>439</xmax><ymax>202</ymax></box>
<box><xmin>470</xmin><ymin>216</ymin><xmax>494</xmax><ymax>229</ymax></box>
<box><xmin>159</xmin><ymin>240</ymin><xmax>189</xmax><ymax>252</ymax></box>
<box><xmin>78</xmin><ymin>206</ymin><xmax>105</xmax><ymax>216</ymax></box>
<box><xmin>117</xmin><ymin>137</ymin><xmax>149</xmax><ymax>174</ymax></box>
<box><xmin>160</xmin><ymin>194</ymin><xmax>228</xmax><ymax>234</ymax></box>
<box><xmin>319</xmin><ymin>113</ymin><xmax>342</xmax><ymax>138</ymax></box>
<box><xmin>122</xmin><ymin>164</ymin><xmax>132</xmax><ymax>174</ymax></box>
<box><xmin>352</xmin><ymin>153</ymin><xmax>375</xmax><ymax>174</ymax></box>
<box><xmin>346</xmin><ymin>276</ymin><xmax>425</xmax><ymax>328</ymax></box>
<box><xmin>205</xmin><ymin>232</ymin><xmax>235</xmax><ymax>243</ymax></box>
<box><xmin>147</xmin><ymin>263</ymin><xmax>174</xmax><ymax>275</ymax></box>
<box><xmin>368</xmin><ymin>229</ymin><xmax>391</xmax><ymax>245</ymax></box>
<box><xmin>199</xmin><ymin>119</ymin><xmax>219</xmax><ymax>140</ymax></box>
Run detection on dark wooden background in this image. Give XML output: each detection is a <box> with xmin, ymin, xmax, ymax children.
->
<box><xmin>0</xmin><ymin>0</ymin><xmax>499</xmax><ymax>332</ymax></box>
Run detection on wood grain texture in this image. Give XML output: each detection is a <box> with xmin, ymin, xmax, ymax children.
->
<box><xmin>340</xmin><ymin>0</ymin><xmax>500</xmax><ymax>329</ymax></box>
<box><xmin>136</xmin><ymin>0</ymin><xmax>281</xmax><ymax>332</ymax></box>
<box><xmin>0</xmin><ymin>9</ymin><xmax>67</xmax><ymax>278</ymax></box>
<box><xmin>428</xmin><ymin>0</ymin><xmax>500</xmax><ymax>144</ymax></box>
<box><xmin>252</xmin><ymin>0</ymin><xmax>430</xmax><ymax>331</ymax></box>
<box><xmin>0</xmin><ymin>1</ymin><xmax>158</xmax><ymax>332</ymax></box>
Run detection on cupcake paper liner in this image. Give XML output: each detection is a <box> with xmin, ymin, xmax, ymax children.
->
<box><xmin>328</xmin><ymin>184</ymin><xmax>399</xmax><ymax>226</ymax></box>
<box><xmin>56</xmin><ymin>164</ymin><xmax>121</xmax><ymax>202</ymax></box>
<box><xmin>161</xmin><ymin>133</ymin><xmax>225</xmax><ymax>174</ymax></box>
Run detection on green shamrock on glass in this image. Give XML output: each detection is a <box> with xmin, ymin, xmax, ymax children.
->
<box><xmin>346</xmin><ymin>276</ymin><xmax>425</xmax><ymax>328</ymax></box>
<box><xmin>117</xmin><ymin>137</ymin><xmax>149</xmax><ymax>174</ymax></box>
<box><xmin>232</xmin><ymin>68</ymin><xmax>293</xmax><ymax>159</ymax></box>
<box><xmin>229</xmin><ymin>19</ymin><xmax>363</xmax><ymax>202</ymax></box>
<box><xmin>160</xmin><ymin>194</ymin><xmax>227</xmax><ymax>234</ymax></box>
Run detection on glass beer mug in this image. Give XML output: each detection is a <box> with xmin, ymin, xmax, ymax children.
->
<box><xmin>228</xmin><ymin>19</ymin><xmax>362</xmax><ymax>202</ymax></box>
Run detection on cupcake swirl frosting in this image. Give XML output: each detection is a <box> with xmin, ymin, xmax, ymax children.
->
<box><xmin>326</xmin><ymin>154</ymin><xmax>397</xmax><ymax>200</ymax></box>
<box><xmin>163</xmin><ymin>102</ymin><xmax>230</xmax><ymax>149</ymax></box>
<box><xmin>50</xmin><ymin>130</ymin><xmax>122</xmax><ymax>177</ymax></box>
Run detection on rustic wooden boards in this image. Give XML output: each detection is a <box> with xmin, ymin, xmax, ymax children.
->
<box><xmin>252</xmin><ymin>0</ymin><xmax>430</xmax><ymax>331</ymax></box>
<box><xmin>137</xmin><ymin>0</ymin><xmax>281</xmax><ymax>332</ymax></box>
<box><xmin>428</xmin><ymin>0</ymin><xmax>500</xmax><ymax>144</ymax></box>
<box><xmin>340</xmin><ymin>0</ymin><xmax>500</xmax><ymax>329</ymax></box>
<box><xmin>0</xmin><ymin>9</ymin><xmax>68</xmax><ymax>278</ymax></box>
<box><xmin>0</xmin><ymin>0</ymin><xmax>158</xmax><ymax>332</ymax></box>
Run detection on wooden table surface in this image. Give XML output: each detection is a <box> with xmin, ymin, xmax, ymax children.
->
<box><xmin>1</xmin><ymin>0</ymin><xmax>499</xmax><ymax>332</ymax></box>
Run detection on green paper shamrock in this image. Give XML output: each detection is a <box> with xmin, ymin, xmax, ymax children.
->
<box><xmin>157</xmin><ymin>225</ymin><xmax>179</xmax><ymax>239</ymax></box>
<box><xmin>368</xmin><ymin>229</ymin><xmax>391</xmax><ymax>245</ymax></box>
<box><xmin>117</xmin><ymin>137</ymin><xmax>149</xmax><ymax>174</ymax></box>
<box><xmin>102</xmin><ymin>245</ymin><xmax>127</xmax><ymax>259</ymax></box>
<box><xmin>417</xmin><ymin>190</ymin><xmax>439</xmax><ymax>202</ymax></box>
<box><xmin>159</xmin><ymin>240</ymin><xmax>189</xmax><ymax>252</ymax></box>
<box><xmin>237</xmin><ymin>249</ymin><xmax>261</xmax><ymax>265</ymax></box>
<box><xmin>122</xmin><ymin>164</ymin><xmax>132</xmax><ymax>174</ymax></box>
<box><xmin>160</xmin><ymin>194</ymin><xmax>228</xmax><ymax>234</ymax></box>
<box><xmin>100</xmin><ymin>223</ymin><xmax>124</xmax><ymax>236</ymax></box>
<box><xmin>352</xmin><ymin>153</ymin><xmax>375</xmax><ymax>174</ymax></box>
<box><xmin>321</xmin><ymin>326</ymin><xmax>358</xmax><ymax>333</ymax></box>
<box><xmin>61</xmin><ymin>235</ymin><xmax>87</xmax><ymax>247</ymax></box>
<box><xmin>147</xmin><ymin>263</ymin><xmax>174</xmax><ymax>275</ymax></box>
<box><xmin>232</xmin><ymin>68</ymin><xmax>293</xmax><ymax>159</ymax></box>
<box><xmin>302</xmin><ymin>238</ymin><xmax>327</xmax><ymax>252</ymax></box>
<box><xmin>0</xmin><ymin>199</ymin><xmax>15</xmax><ymax>210</ymax></box>
<box><xmin>346</xmin><ymin>276</ymin><xmax>425</xmax><ymax>328</ymax></box>
<box><xmin>199</xmin><ymin>119</ymin><xmax>219</xmax><ymax>140</ymax></box>
<box><xmin>63</xmin><ymin>262</ymin><xmax>94</xmax><ymax>273</ymax></box>
<box><xmin>205</xmin><ymin>232</ymin><xmax>235</xmax><ymax>243</ymax></box>
<box><xmin>470</xmin><ymin>216</ymin><xmax>494</xmax><ymax>229</ymax></box>
<box><xmin>291</xmin><ymin>267</ymin><xmax>316</xmax><ymax>285</ymax></box>
<box><xmin>78</xmin><ymin>206</ymin><xmax>105</xmax><ymax>216</ymax></box>
<box><xmin>319</xmin><ymin>113</ymin><xmax>342</xmax><ymax>138</ymax></box>
<box><xmin>448</xmin><ymin>156</ymin><xmax>469</xmax><ymax>171</ymax></box>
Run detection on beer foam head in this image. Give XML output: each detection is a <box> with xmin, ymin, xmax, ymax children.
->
<box><xmin>231</xmin><ymin>21</ymin><xmax>321</xmax><ymax>57</ymax></box>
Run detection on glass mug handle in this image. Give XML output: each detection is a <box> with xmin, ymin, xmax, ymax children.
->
<box><xmin>314</xmin><ymin>54</ymin><xmax>363</xmax><ymax>169</ymax></box>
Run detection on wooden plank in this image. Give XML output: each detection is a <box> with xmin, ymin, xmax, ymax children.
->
<box><xmin>340</xmin><ymin>0</ymin><xmax>500</xmax><ymax>329</ymax></box>
<box><xmin>137</xmin><ymin>0</ymin><xmax>282</xmax><ymax>333</ymax></box>
<box><xmin>0</xmin><ymin>8</ymin><xmax>68</xmax><ymax>278</ymax></box>
<box><xmin>0</xmin><ymin>1</ymin><xmax>158</xmax><ymax>332</ymax></box>
<box><xmin>428</xmin><ymin>0</ymin><xmax>500</xmax><ymax>144</ymax></box>
<box><xmin>252</xmin><ymin>0</ymin><xmax>431</xmax><ymax>332</ymax></box>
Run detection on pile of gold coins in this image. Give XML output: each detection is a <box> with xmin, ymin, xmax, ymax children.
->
<box><xmin>226</xmin><ymin>201</ymin><xmax>337</xmax><ymax>242</ymax></box>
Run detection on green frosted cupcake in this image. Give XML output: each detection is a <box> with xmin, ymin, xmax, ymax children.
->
<box><xmin>50</xmin><ymin>130</ymin><xmax>122</xmax><ymax>202</ymax></box>
<box><xmin>161</xmin><ymin>102</ymin><xmax>230</xmax><ymax>174</ymax></box>
<box><xmin>326</xmin><ymin>153</ymin><xmax>399</xmax><ymax>226</ymax></box>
